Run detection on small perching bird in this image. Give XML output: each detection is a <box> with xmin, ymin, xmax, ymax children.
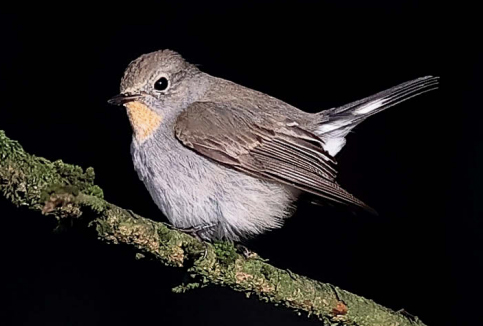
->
<box><xmin>108</xmin><ymin>49</ymin><xmax>439</xmax><ymax>242</ymax></box>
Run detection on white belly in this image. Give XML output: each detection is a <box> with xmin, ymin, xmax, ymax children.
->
<box><xmin>130</xmin><ymin>132</ymin><xmax>296</xmax><ymax>241</ymax></box>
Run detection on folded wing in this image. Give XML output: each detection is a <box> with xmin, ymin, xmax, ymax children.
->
<box><xmin>174</xmin><ymin>101</ymin><xmax>375</xmax><ymax>213</ymax></box>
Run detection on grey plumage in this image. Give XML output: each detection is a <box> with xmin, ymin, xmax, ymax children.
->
<box><xmin>108</xmin><ymin>49</ymin><xmax>439</xmax><ymax>241</ymax></box>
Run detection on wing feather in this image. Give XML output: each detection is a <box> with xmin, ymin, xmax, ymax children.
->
<box><xmin>174</xmin><ymin>101</ymin><xmax>374</xmax><ymax>212</ymax></box>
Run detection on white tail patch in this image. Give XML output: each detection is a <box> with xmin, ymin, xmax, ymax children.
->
<box><xmin>315</xmin><ymin>120</ymin><xmax>348</xmax><ymax>134</ymax></box>
<box><xmin>354</xmin><ymin>99</ymin><xmax>385</xmax><ymax>115</ymax></box>
<box><xmin>313</xmin><ymin>76</ymin><xmax>439</xmax><ymax>157</ymax></box>
<box><xmin>322</xmin><ymin>137</ymin><xmax>346</xmax><ymax>156</ymax></box>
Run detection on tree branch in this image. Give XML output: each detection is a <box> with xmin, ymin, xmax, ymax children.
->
<box><xmin>0</xmin><ymin>130</ymin><xmax>426</xmax><ymax>326</ymax></box>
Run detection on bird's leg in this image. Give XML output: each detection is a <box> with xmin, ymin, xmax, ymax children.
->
<box><xmin>173</xmin><ymin>223</ymin><xmax>217</xmax><ymax>259</ymax></box>
<box><xmin>124</xmin><ymin>211</ymin><xmax>217</xmax><ymax>259</ymax></box>
<box><xmin>174</xmin><ymin>223</ymin><xmax>217</xmax><ymax>241</ymax></box>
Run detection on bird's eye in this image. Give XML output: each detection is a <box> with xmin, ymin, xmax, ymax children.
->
<box><xmin>154</xmin><ymin>77</ymin><xmax>169</xmax><ymax>91</ymax></box>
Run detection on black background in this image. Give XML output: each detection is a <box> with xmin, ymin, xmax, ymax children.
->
<box><xmin>1</xmin><ymin>2</ymin><xmax>481</xmax><ymax>325</ymax></box>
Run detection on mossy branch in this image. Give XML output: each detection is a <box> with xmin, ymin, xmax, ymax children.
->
<box><xmin>0</xmin><ymin>130</ymin><xmax>427</xmax><ymax>326</ymax></box>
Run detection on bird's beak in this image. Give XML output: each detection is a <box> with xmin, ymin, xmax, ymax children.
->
<box><xmin>107</xmin><ymin>93</ymin><xmax>142</xmax><ymax>106</ymax></box>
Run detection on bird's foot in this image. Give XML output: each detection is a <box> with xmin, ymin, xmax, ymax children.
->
<box><xmin>174</xmin><ymin>223</ymin><xmax>217</xmax><ymax>241</ymax></box>
<box><xmin>173</xmin><ymin>223</ymin><xmax>217</xmax><ymax>259</ymax></box>
<box><xmin>125</xmin><ymin>209</ymin><xmax>138</xmax><ymax>219</ymax></box>
<box><xmin>235</xmin><ymin>243</ymin><xmax>258</xmax><ymax>259</ymax></box>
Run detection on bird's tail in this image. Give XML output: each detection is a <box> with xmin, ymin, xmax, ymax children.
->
<box><xmin>313</xmin><ymin>75</ymin><xmax>440</xmax><ymax>156</ymax></box>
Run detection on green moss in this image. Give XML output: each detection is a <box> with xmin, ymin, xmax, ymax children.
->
<box><xmin>1</xmin><ymin>130</ymin><xmax>103</xmax><ymax>212</ymax></box>
<box><xmin>1</xmin><ymin>129</ymin><xmax>430</xmax><ymax>326</ymax></box>
<box><xmin>84</xmin><ymin>195</ymin><xmax>108</xmax><ymax>214</ymax></box>
<box><xmin>135</xmin><ymin>253</ymin><xmax>146</xmax><ymax>260</ymax></box>
<box><xmin>172</xmin><ymin>281</ymin><xmax>201</xmax><ymax>293</ymax></box>
<box><xmin>213</xmin><ymin>241</ymin><xmax>237</xmax><ymax>266</ymax></box>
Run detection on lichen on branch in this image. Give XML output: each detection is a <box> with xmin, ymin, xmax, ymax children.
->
<box><xmin>0</xmin><ymin>130</ymin><xmax>427</xmax><ymax>326</ymax></box>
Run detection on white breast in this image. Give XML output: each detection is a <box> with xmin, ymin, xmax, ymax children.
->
<box><xmin>130</xmin><ymin>128</ymin><xmax>296</xmax><ymax>241</ymax></box>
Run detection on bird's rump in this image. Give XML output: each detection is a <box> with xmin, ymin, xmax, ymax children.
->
<box><xmin>174</xmin><ymin>101</ymin><xmax>374</xmax><ymax>212</ymax></box>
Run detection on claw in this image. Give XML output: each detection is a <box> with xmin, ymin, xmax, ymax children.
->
<box><xmin>125</xmin><ymin>209</ymin><xmax>138</xmax><ymax>219</ymax></box>
<box><xmin>235</xmin><ymin>243</ymin><xmax>258</xmax><ymax>259</ymax></box>
<box><xmin>172</xmin><ymin>223</ymin><xmax>218</xmax><ymax>259</ymax></box>
<box><xmin>200</xmin><ymin>241</ymin><xmax>209</xmax><ymax>260</ymax></box>
<box><xmin>173</xmin><ymin>223</ymin><xmax>217</xmax><ymax>241</ymax></box>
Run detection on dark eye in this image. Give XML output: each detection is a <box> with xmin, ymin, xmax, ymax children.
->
<box><xmin>154</xmin><ymin>77</ymin><xmax>169</xmax><ymax>91</ymax></box>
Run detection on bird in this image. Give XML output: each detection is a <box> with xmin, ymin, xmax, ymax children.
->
<box><xmin>107</xmin><ymin>49</ymin><xmax>439</xmax><ymax>242</ymax></box>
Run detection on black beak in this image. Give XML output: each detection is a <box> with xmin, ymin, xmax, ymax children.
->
<box><xmin>107</xmin><ymin>93</ymin><xmax>142</xmax><ymax>106</ymax></box>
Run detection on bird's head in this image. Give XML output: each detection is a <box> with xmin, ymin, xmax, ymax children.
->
<box><xmin>108</xmin><ymin>49</ymin><xmax>205</xmax><ymax>142</ymax></box>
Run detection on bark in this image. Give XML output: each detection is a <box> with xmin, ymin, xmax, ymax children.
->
<box><xmin>0</xmin><ymin>130</ymin><xmax>427</xmax><ymax>326</ymax></box>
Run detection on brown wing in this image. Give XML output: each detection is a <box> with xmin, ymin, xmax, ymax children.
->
<box><xmin>174</xmin><ymin>101</ymin><xmax>374</xmax><ymax>213</ymax></box>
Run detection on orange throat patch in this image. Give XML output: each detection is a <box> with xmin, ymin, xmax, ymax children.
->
<box><xmin>124</xmin><ymin>101</ymin><xmax>162</xmax><ymax>143</ymax></box>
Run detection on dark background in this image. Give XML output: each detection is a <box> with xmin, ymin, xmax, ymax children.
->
<box><xmin>0</xmin><ymin>2</ymin><xmax>481</xmax><ymax>325</ymax></box>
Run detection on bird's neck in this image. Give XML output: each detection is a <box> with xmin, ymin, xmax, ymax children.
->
<box><xmin>125</xmin><ymin>101</ymin><xmax>163</xmax><ymax>144</ymax></box>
